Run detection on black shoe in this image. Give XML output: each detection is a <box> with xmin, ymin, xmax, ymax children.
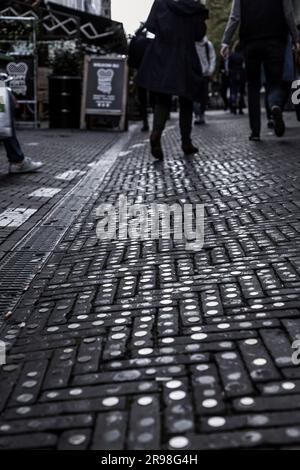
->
<box><xmin>267</xmin><ymin>120</ymin><xmax>274</xmax><ymax>130</ymax></box>
<box><xmin>194</xmin><ymin>117</ymin><xmax>205</xmax><ymax>126</ymax></box>
<box><xmin>272</xmin><ymin>106</ymin><xmax>285</xmax><ymax>137</ymax></box>
<box><xmin>249</xmin><ymin>134</ymin><xmax>261</xmax><ymax>142</ymax></box>
<box><xmin>239</xmin><ymin>110</ymin><xmax>244</xmax><ymax>115</ymax></box>
<box><xmin>182</xmin><ymin>142</ymin><xmax>199</xmax><ymax>156</ymax></box>
<box><xmin>150</xmin><ymin>131</ymin><xmax>164</xmax><ymax>160</ymax></box>
<box><xmin>141</xmin><ymin>121</ymin><xmax>149</xmax><ymax>132</ymax></box>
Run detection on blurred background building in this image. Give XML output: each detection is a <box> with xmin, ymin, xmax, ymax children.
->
<box><xmin>293</xmin><ymin>0</ymin><xmax>300</xmax><ymax>25</ymax></box>
<box><xmin>206</xmin><ymin>0</ymin><xmax>232</xmax><ymax>48</ymax></box>
<box><xmin>206</xmin><ymin>0</ymin><xmax>300</xmax><ymax>50</ymax></box>
<box><xmin>49</xmin><ymin>0</ymin><xmax>111</xmax><ymax>17</ymax></box>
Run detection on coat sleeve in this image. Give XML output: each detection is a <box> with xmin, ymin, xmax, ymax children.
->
<box><xmin>222</xmin><ymin>0</ymin><xmax>241</xmax><ymax>46</ymax></box>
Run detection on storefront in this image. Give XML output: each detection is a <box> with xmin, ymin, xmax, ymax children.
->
<box><xmin>0</xmin><ymin>0</ymin><xmax>127</xmax><ymax>128</ymax></box>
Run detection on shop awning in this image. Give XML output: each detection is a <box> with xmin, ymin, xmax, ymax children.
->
<box><xmin>0</xmin><ymin>0</ymin><xmax>127</xmax><ymax>53</ymax></box>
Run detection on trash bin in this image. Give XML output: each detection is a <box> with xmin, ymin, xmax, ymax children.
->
<box><xmin>49</xmin><ymin>76</ymin><xmax>81</xmax><ymax>129</ymax></box>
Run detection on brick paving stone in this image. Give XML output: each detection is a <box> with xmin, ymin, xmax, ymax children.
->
<box><xmin>9</xmin><ymin>360</ymin><xmax>48</xmax><ymax>407</ymax></box>
<box><xmin>0</xmin><ymin>114</ymin><xmax>300</xmax><ymax>449</ymax></box>
<box><xmin>57</xmin><ymin>428</ymin><xmax>92</xmax><ymax>450</ymax></box>
<box><xmin>128</xmin><ymin>395</ymin><xmax>161</xmax><ymax>450</ymax></box>
<box><xmin>91</xmin><ymin>411</ymin><xmax>127</xmax><ymax>450</ymax></box>
<box><xmin>215</xmin><ymin>350</ymin><xmax>254</xmax><ymax>398</ymax></box>
<box><xmin>0</xmin><ymin>432</ymin><xmax>57</xmax><ymax>450</ymax></box>
<box><xmin>0</xmin><ymin>414</ymin><xmax>93</xmax><ymax>435</ymax></box>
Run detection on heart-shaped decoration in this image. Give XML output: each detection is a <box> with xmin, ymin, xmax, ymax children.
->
<box><xmin>97</xmin><ymin>69</ymin><xmax>114</xmax><ymax>80</ymax></box>
<box><xmin>7</xmin><ymin>62</ymin><xmax>28</xmax><ymax>75</ymax></box>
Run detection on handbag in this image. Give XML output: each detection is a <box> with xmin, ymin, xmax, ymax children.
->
<box><xmin>0</xmin><ymin>85</ymin><xmax>13</xmax><ymax>139</ymax></box>
<box><xmin>128</xmin><ymin>28</ymin><xmax>151</xmax><ymax>70</ymax></box>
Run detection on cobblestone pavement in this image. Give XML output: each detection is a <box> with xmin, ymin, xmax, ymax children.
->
<box><xmin>0</xmin><ymin>112</ymin><xmax>300</xmax><ymax>450</ymax></box>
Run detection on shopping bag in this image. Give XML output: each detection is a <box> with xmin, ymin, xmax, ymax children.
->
<box><xmin>0</xmin><ymin>84</ymin><xmax>13</xmax><ymax>139</ymax></box>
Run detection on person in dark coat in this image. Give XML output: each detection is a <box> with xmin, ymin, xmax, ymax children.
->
<box><xmin>137</xmin><ymin>0</ymin><xmax>208</xmax><ymax>160</ymax></box>
<box><xmin>128</xmin><ymin>25</ymin><xmax>152</xmax><ymax>132</ymax></box>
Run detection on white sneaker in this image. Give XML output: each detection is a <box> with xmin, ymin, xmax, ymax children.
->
<box><xmin>9</xmin><ymin>157</ymin><xmax>44</xmax><ymax>174</ymax></box>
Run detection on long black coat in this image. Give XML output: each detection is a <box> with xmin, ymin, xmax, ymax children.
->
<box><xmin>137</xmin><ymin>0</ymin><xmax>208</xmax><ymax>101</ymax></box>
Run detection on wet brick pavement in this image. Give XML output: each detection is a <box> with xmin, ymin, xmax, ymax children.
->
<box><xmin>0</xmin><ymin>129</ymin><xmax>118</xmax><ymax>253</ymax></box>
<box><xmin>0</xmin><ymin>113</ymin><xmax>300</xmax><ymax>450</ymax></box>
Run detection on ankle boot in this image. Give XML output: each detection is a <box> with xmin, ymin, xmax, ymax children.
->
<box><xmin>182</xmin><ymin>141</ymin><xmax>199</xmax><ymax>156</ymax></box>
<box><xmin>150</xmin><ymin>131</ymin><xmax>164</xmax><ymax>160</ymax></box>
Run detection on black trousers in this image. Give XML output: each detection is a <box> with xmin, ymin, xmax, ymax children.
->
<box><xmin>153</xmin><ymin>93</ymin><xmax>193</xmax><ymax>144</ymax></box>
<box><xmin>244</xmin><ymin>39</ymin><xmax>286</xmax><ymax>135</ymax></box>
<box><xmin>230</xmin><ymin>75</ymin><xmax>246</xmax><ymax>111</ymax></box>
<box><xmin>220</xmin><ymin>73</ymin><xmax>230</xmax><ymax>110</ymax></box>
<box><xmin>137</xmin><ymin>87</ymin><xmax>149</xmax><ymax>124</ymax></box>
<box><xmin>194</xmin><ymin>77</ymin><xmax>209</xmax><ymax>116</ymax></box>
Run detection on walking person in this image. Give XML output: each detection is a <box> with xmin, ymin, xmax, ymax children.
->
<box><xmin>137</xmin><ymin>0</ymin><xmax>208</xmax><ymax>160</ymax></box>
<box><xmin>295</xmin><ymin>49</ymin><xmax>300</xmax><ymax>122</ymax></box>
<box><xmin>194</xmin><ymin>36</ymin><xmax>216</xmax><ymax>125</ymax></box>
<box><xmin>3</xmin><ymin>97</ymin><xmax>43</xmax><ymax>174</ymax></box>
<box><xmin>219</xmin><ymin>57</ymin><xmax>230</xmax><ymax>111</ymax></box>
<box><xmin>0</xmin><ymin>54</ymin><xmax>43</xmax><ymax>174</ymax></box>
<box><xmin>292</xmin><ymin>0</ymin><xmax>300</xmax><ymax>121</ymax></box>
<box><xmin>128</xmin><ymin>25</ymin><xmax>153</xmax><ymax>132</ymax></box>
<box><xmin>265</xmin><ymin>36</ymin><xmax>296</xmax><ymax>128</ymax></box>
<box><xmin>228</xmin><ymin>43</ymin><xmax>246</xmax><ymax>115</ymax></box>
<box><xmin>221</xmin><ymin>0</ymin><xmax>300</xmax><ymax>141</ymax></box>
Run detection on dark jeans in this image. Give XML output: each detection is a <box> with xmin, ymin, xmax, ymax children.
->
<box><xmin>2</xmin><ymin>94</ymin><xmax>24</xmax><ymax>163</ymax></box>
<box><xmin>265</xmin><ymin>81</ymin><xmax>291</xmax><ymax>120</ymax></box>
<box><xmin>244</xmin><ymin>39</ymin><xmax>286</xmax><ymax>135</ymax></box>
<box><xmin>230</xmin><ymin>76</ymin><xmax>246</xmax><ymax>111</ymax></box>
<box><xmin>194</xmin><ymin>77</ymin><xmax>209</xmax><ymax>117</ymax></box>
<box><xmin>220</xmin><ymin>73</ymin><xmax>230</xmax><ymax>110</ymax></box>
<box><xmin>153</xmin><ymin>93</ymin><xmax>193</xmax><ymax>144</ymax></box>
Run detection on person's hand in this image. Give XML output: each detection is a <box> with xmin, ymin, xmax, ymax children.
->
<box><xmin>293</xmin><ymin>42</ymin><xmax>300</xmax><ymax>52</ymax></box>
<box><xmin>220</xmin><ymin>45</ymin><xmax>230</xmax><ymax>59</ymax></box>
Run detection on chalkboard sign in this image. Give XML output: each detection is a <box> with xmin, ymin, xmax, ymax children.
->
<box><xmin>81</xmin><ymin>55</ymin><xmax>128</xmax><ymax>130</ymax></box>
